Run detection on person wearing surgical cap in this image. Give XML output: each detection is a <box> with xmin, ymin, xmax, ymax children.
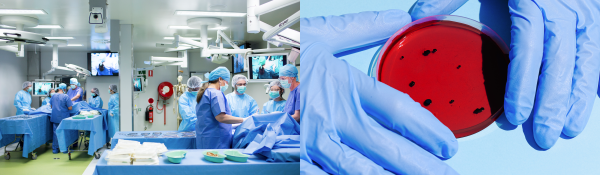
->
<box><xmin>225</xmin><ymin>74</ymin><xmax>258</xmax><ymax>120</ymax></box>
<box><xmin>96</xmin><ymin>57</ymin><xmax>113</xmax><ymax>76</ymax></box>
<box><xmin>178</xmin><ymin>76</ymin><xmax>203</xmax><ymax>131</ymax></box>
<box><xmin>279</xmin><ymin>64</ymin><xmax>300</xmax><ymax>122</ymax></box>
<box><xmin>195</xmin><ymin>67</ymin><xmax>245</xmax><ymax>149</ymax></box>
<box><xmin>107</xmin><ymin>84</ymin><xmax>120</xmax><ymax>140</ymax></box>
<box><xmin>14</xmin><ymin>81</ymin><xmax>34</xmax><ymax>115</ymax></box>
<box><xmin>257</xmin><ymin>57</ymin><xmax>274</xmax><ymax>79</ymax></box>
<box><xmin>89</xmin><ymin>87</ymin><xmax>103</xmax><ymax>108</ymax></box>
<box><xmin>42</xmin><ymin>89</ymin><xmax>56</xmax><ymax>106</ymax></box>
<box><xmin>68</xmin><ymin>78</ymin><xmax>83</xmax><ymax>102</ymax></box>
<box><xmin>262</xmin><ymin>80</ymin><xmax>287</xmax><ymax>114</ymax></box>
<box><xmin>49</xmin><ymin>83</ymin><xmax>73</xmax><ymax>153</ymax></box>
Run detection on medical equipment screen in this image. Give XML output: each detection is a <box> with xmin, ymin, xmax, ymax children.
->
<box><xmin>89</xmin><ymin>52</ymin><xmax>119</xmax><ymax>76</ymax></box>
<box><xmin>248</xmin><ymin>54</ymin><xmax>287</xmax><ymax>80</ymax></box>
<box><xmin>33</xmin><ymin>82</ymin><xmax>54</xmax><ymax>96</ymax></box>
<box><xmin>134</xmin><ymin>78</ymin><xmax>143</xmax><ymax>92</ymax></box>
<box><xmin>233</xmin><ymin>44</ymin><xmax>246</xmax><ymax>74</ymax></box>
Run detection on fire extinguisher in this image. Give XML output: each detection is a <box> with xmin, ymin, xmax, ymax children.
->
<box><xmin>145</xmin><ymin>105</ymin><xmax>154</xmax><ymax>123</ymax></box>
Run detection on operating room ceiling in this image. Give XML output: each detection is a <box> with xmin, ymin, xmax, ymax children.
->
<box><xmin>0</xmin><ymin>0</ymin><xmax>299</xmax><ymax>52</ymax></box>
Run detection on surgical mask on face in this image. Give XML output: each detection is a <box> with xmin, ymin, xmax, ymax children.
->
<box><xmin>27</xmin><ymin>88</ymin><xmax>32</xmax><ymax>92</ymax></box>
<box><xmin>190</xmin><ymin>91</ymin><xmax>198</xmax><ymax>96</ymax></box>
<box><xmin>71</xmin><ymin>85</ymin><xmax>76</xmax><ymax>89</ymax></box>
<box><xmin>108</xmin><ymin>89</ymin><xmax>111</xmax><ymax>94</ymax></box>
<box><xmin>237</xmin><ymin>86</ymin><xmax>246</xmax><ymax>94</ymax></box>
<box><xmin>50</xmin><ymin>93</ymin><xmax>55</xmax><ymax>97</ymax></box>
<box><xmin>220</xmin><ymin>81</ymin><xmax>229</xmax><ymax>93</ymax></box>
<box><xmin>269</xmin><ymin>91</ymin><xmax>280</xmax><ymax>98</ymax></box>
<box><xmin>281</xmin><ymin>79</ymin><xmax>291</xmax><ymax>88</ymax></box>
<box><xmin>92</xmin><ymin>93</ymin><xmax>97</xmax><ymax>97</ymax></box>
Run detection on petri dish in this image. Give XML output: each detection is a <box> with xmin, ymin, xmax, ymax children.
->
<box><xmin>371</xmin><ymin>15</ymin><xmax>510</xmax><ymax>138</ymax></box>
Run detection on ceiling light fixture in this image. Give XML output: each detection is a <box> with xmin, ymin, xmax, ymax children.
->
<box><xmin>169</xmin><ymin>26</ymin><xmax>228</xmax><ymax>30</ymax></box>
<box><xmin>0</xmin><ymin>25</ymin><xmax>15</xmax><ymax>28</ymax></box>
<box><xmin>0</xmin><ymin>9</ymin><xmax>47</xmax><ymax>15</ymax></box>
<box><xmin>45</xmin><ymin>37</ymin><xmax>74</xmax><ymax>39</ymax></box>
<box><xmin>30</xmin><ymin>25</ymin><xmax>62</xmax><ymax>29</ymax></box>
<box><xmin>67</xmin><ymin>44</ymin><xmax>82</xmax><ymax>46</ymax></box>
<box><xmin>164</xmin><ymin>37</ymin><xmax>212</xmax><ymax>40</ymax></box>
<box><xmin>174</xmin><ymin>11</ymin><xmax>245</xmax><ymax>17</ymax></box>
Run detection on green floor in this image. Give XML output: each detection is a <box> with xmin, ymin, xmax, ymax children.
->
<box><xmin>0</xmin><ymin>144</ymin><xmax>93</xmax><ymax>175</ymax></box>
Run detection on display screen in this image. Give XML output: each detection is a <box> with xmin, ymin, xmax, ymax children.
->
<box><xmin>248</xmin><ymin>54</ymin><xmax>287</xmax><ymax>80</ymax></box>
<box><xmin>233</xmin><ymin>45</ymin><xmax>245</xmax><ymax>74</ymax></box>
<box><xmin>33</xmin><ymin>82</ymin><xmax>54</xmax><ymax>96</ymax></box>
<box><xmin>134</xmin><ymin>78</ymin><xmax>143</xmax><ymax>92</ymax></box>
<box><xmin>89</xmin><ymin>53</ymin><xmax>119</xmax><ymax>76</ymax></box>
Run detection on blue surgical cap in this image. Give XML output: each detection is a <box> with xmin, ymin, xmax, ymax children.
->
<box><xmin>279</xmin><ymin>64</ymin><xmax>298</xmax><ymax>78</ymax></box>
<box><xmin>206</xmin><ymin>67</ymin><xmax>231</xmax><ymax>83</ymax></box>
<box><xmin>70</xmin><ymin>78</ymin><xmax>78</xmax><ymax>85</ymax></box>
<box><xmin>58</xmin><ymin>83</ymin><xmax>67</xmax><ymax>90</ymax></box>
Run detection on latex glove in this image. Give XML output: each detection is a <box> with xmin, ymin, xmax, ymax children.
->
<box><xmin>110</xmin><ymin>112</ymin><xmax>114</xmax><ymax>117</ymax></box>
<box><xmin>504</xmin><ymin>0</ymin><xmax>600</xmax><ymax>149</ymax></box>
<box><xmin>300</xmin><ymin>10</ymin><xmax>459</xmax><ymax>174</ymax></box>
<box><xmin>31</xmin><ymin>108</ymin><xmax>36</xmax><ymax>110</ymax></box>
<box><xmin>23</xmin><ymin>109</ymin><xmax>30</xmax><ymax>112</ymax></box>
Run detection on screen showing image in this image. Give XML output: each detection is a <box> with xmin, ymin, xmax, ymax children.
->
<box><xmin>233</xmin><ymin>45</ymin><xmax>245</xmax><ymax>74</ymax></box>
<box><xmin>134</xmin><ymin>78</ymin><xmax>143</xmax><ymax>92</ymax></box>
<box><xmin>33</xmin><ymin>82</ymin><xmax>54</xmax><ymax>96</ymax></box>
<box><xmin>90</xmin><ymin>53</ymin><xmax>119</xmax><ymax>76</ymax></box>
<box><xmin>248</xmin><ymin>54</ymin><xmax>287</xmax><ymax>80</ymax></box>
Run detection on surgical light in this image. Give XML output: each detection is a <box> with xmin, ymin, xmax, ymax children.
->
<box><xmin>0</xmin><ymin>9</ymin><xmax>47</xmax><ymax>15</ymax></box>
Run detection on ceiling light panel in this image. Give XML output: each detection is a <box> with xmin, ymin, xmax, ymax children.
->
<box><xmin>45</xmin><ymin>37</ymin><xmax>74</xmax><ymax>39</ymax></box>
<box><xmin>30</xmin><ymin>25</ymin><xmax>62</xmax><ymax>29</ymax></box>
<box><xmin>174</xmin><ymin>11</ymin><xmax>245</xmax><ymax>17</ymax></box>
<box><xmin>164</xmin><ymin>37</ymin><xmax>212</xmax><ymax>40</ymax></box>
<box><xmin>0</xmin><ymin>9</ymin><xmax>47</xmax><ymax>15</ymax></box>
<box><xmin>67</xmin><ymin>44</ymin><xmax>82</xmax><ymax>46</ymax></box>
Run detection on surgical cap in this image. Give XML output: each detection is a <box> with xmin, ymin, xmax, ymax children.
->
<box><xmin>92</xmin><ymin>87</ymin><xmax>100</xmax><ymax>95</ymax></box>
<box><xmin>109</xmin><ymin>84</ymin><xmax>118</xmax><ymax>93</ymax></box>
<box><xmin>77</xmin><ymin>83</ymin><xmax>81</xmax><ymax>86</ymax></box>
<box><xmin>70</xmin><ymin>78</ymin><xmax>78</xmax><ymax>85</ymax></box>
<box><xmin>206</xmin><ymin>67</ymin><xmax>231</xmax><ymax>83</ymax></box>
<box><xmin>58</xmin><ymin>83</ymin><xmax>67</xmax><ymax>90</ymax></box>
<box><xmin>269</xmin><ymin>80</ymin><xmax>285</xmax><ymax>95</ymax></box>
<box><xmin>279</xmin><ymin>64</ymin><xmax>298</xmax><ymax>78</ymax></box>
<box><xmin>187</xmin><ymin>76</ymin><xmax>203</xmax><ymax>89</ymax></box>
<box><xmin>22</xmin><ymin>81</ymin><xmax>32</xmax><ymax>89</ymax></box>
<box><xmin>231</xmin><ymin>74</ymin><xmax>248</xmax><ymax>88</ymax></box>
<box><xmin>259</xmin><ymin>57</ymin><xmax>266</xmax><ymax>66</ymax></box>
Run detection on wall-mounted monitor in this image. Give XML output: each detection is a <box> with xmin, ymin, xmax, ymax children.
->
<box><xmin>134</xmin><ymin>77</ymin><xmax>143</xmax><ymax>92</ymax></box>
<box><xmin>88</xmin><ymin>52</ymin><xmax>119</xmax><ymax>76</ymax></box>
<box><xmin>233</xmin><ymin>44</ymin><xmax>246</xmax><ymax>74</ymax></box>
<box><xmin>33</xmin><ymin>82</ymin><xmax>54</xmax><ymax>96</ymax></box>
<box><xmin>248</xmin><ymin>53</ymin><xmax>287</xmax><ymax>80</ymax></box>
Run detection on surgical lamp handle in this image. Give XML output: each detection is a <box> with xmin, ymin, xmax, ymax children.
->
<box><xmin>3</xmin><ymin>33</ymin><xmax>21</xmax><ymax>37</ymax></box>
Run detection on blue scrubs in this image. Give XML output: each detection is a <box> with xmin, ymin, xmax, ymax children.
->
<box><xmin>14</xmin><ymin>90</ymin><xmax>32</xmax><ymax>115</ymax></box>
<box><xmin>89</xmin><ymin>96</ymin><xmax>103</xmax><ymax>108</ymax></box>
<box><xmin>67</xmin><ymin>87</ymin><xmax>83</xmax><ymax>102</ymax></box>
<box><xmin>252</xmin><ymin>57</ymin><xmax>260</xmax><ymax>79</ymax></box>
<box><xmin>96</xmin><ymin>66</ymin><xmax>112</xmax><ymax>75</ymax></box>
<box><xmin>284</xmin><ymin>86</ymin><xmax>300</xmax><ymax>116</ymax></box>
<box><xmin>42</xmin><ymin>97</ymin><xmax>51</xmax><ymax>106</ymax></box>
<box><xmin>257</xmin><ymin>68</ymin><xmax>273</xmax><ymax>79</ymax></box>
<box><xmin>195</xmin><ymin>88</ymin><xmax>232</xmax><ymax>149</ymax></box>
<box><xmin>225</xmin><ymin>93</ymin><xmax>258</xmax><ymax>118</ymax></box>
<box><xmin>108</xmin><ymin>93</ymin><xmax>120</xmax><ymax>139</ymax></box>
<box><xmin>178</xmin><ymin>92</ymin><xmax>198</xmax><ymax>132</ymax></box>
<box><xmin>262</xmin><ymin>99</ymin><xmax>287</xmax><ymax>114</ymax></box>
<box><xmin>50</xmin><ymin>93</ymin><xmax>73</xmax><ymax>153</ymax></box>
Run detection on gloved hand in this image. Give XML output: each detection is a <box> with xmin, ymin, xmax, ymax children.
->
<box><xmin>300</xmin><ymin>10</ymin><xmax>460</xmax><ymax>174</ymax></box>
<box><xmin>110</xmin><ymin>112</ymin><xmax>114</xmax><ymax>117</ymax></box>
<box><xmin>23</xmin><ymin>109</ymin><xmax>30</xmax><ymax>112</ymax></box>
<box><xmin>504</xmin><ymin>0</ymin><xmax>600</xmax><ymax>149</ymax></box>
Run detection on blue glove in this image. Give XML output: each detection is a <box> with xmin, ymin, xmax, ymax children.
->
<box><xmin>301</xmin><ymin>10</ymin><xmax>460</xmax><ymax>174</ymax></box>
<box><xmin>504</xmin><ymin>0</ymin><xmax>600</xmax><ymax>149</ymax></box>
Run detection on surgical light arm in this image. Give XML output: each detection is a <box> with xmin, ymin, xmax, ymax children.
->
<box><xmin>43</xmin><ymin>43</ymin><xmax>91</xmax><ymax>78</ymax></box>
<box><xmin>247</xmin><ymin>0</ymin><xmax>300</xmax><ymax>47</ymax></box>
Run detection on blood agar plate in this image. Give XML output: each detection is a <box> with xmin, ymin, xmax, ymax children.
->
<box><xmin>371</xmin><ymin>15</ymin><xmax>510</xmax><ymax>138</ymax></box>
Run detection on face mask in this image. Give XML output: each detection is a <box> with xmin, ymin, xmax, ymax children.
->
<box><xmin>190</xmin><ymin>91</ymin><xmax>198</xmax><ymax>96</ymax></box>
<box><xmin>92</xmin><ymin>93</ymin><xmax>97</xmax><ymax>97</ymax></box>
<box><xmin>109</xmin><ymin>89</ymin><xmax>112</xmax><ymax>94</ymax></box>
<box><xmin>27</xmin><ymin>88</ymin><xmax>32</xmax><ymax>92</ymax></box>
<box><xmin>281</xmin><ymin>79</ymin><xmax>291</xmax><ymax>88</ymax></box>
<box><xmin>237</xmin><ymin>86</ymin><xmax>246</xmax><ymax>94</ymax></box>
<box><xmin>269</xmin><ymin>91</ymin><xmax>280</xmax><ymax>98</ymax></box>
<box><xmin>50</xmin><ymin>93</ymin><xmax>55</xmax><ymax>97</ymax></box>
<box><xmin>220</xmin><ymin>81</ymin><xmax>229</xmax><ymax>93</ymax></box>
<box><xmin>71</xmin><ymin>85</ymin><xmax>76</xmax><ymax>89</ymax></box>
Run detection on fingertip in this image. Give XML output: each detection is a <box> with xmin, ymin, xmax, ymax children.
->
<box><xmin>440</xmin><ymin>137</ymin><xmax>458</xmax><ymax>159</ymax></box>
<box><xmin>534</xmin><ymin>124</ymin><xmax>560</xmax><ymax>150</ymax></box>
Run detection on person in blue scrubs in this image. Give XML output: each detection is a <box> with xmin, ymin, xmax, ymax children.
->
<box><xmin>67</xmin><ymin>78</ymin><xmax>83</xmax><ymax>102</ymax></box>
<box><xmin>42</xmin><ymin>89</ymin><xmax>55</xmax><ymax>106</ymax></box>
<box><xmin>279</xmin><ymin>65</ymin><xmax>300</xmax><ymax>122</ymax></box>
<box><xmin>14</xmin><ymin>81</ymin><xmax>34</xmax><ymax>115</ymax></box>
<box><xmin>178</xmin><ymin>76</ymin><xmax>203</xmax><ymax>131</ymax></box>
<box><xmin>257</xmin><ymin>57</ymin><xmax>273</xmax><ymax>79</ymax></box>
<box><xmin>251</xmin><ymin>56</ymin><xmax>260</xmax><ymax>79</ymax></box>
<box><xmin>95</xmin><ymin>57</ymin><xmax>113</xmax><ymax>76</ymax></box>
<box><xmin>195</xmin><ymin>67</ymin><xmax>245</xmax><ymax>149</ymax></box>
<box><xmin>225</xmin><ymin>75</ymin><xmax>259</xmax><ymax>119</ymax></box>
<box><xmin>50</xmin><ymin>84</ymin><xmax>73</xmax><ymax>153</ymax></box>
<box><xmin>89</xmin><ymin>87</ymin><xmax>103</xmax><ymax>108</ymax></box>
<box><xmin>107</xmin><ymin>84</ymin><xmax>120</xmax><ymax>140</ymax></box>
<box><xmin>262</xmin><ymin>80</ymin><xmax>287</xmax><ymax>114</ymax></box>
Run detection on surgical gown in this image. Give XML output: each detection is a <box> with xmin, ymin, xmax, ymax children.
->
<box><xmin>89</xmin><ymin>96</ymin><xmax>103</xmax><ymax>108</ymax></box>
<box><xmin>108</xmin><ymin>93</ymin><xmax>120</xmax><ymax>138</ymax></box>
<box><xmin>262</xmin><ymin>99</ymin><xmax>287</xmax><ymax>114</ymax></box>
<box><xmin>252</xmin><ymin>57</ymin><xmax>260</xmax><ymax>79</ymax></box>
<box><xmin>42</xmin><ymin>97</ymin><xmax>51</xmax><ymax>106</ymax></box>
<box><xmin>67</xmin><ymin>87</ymin><xmax>83</xmax><ymax>102</ymax></box>
<box><xmin>257</xmin><ymin>68</ymin><xmax>274</xmax><ymax>79</ymax></box>
<box><xmin>178</xmin><ymin>92</ymin><xmax>198</xmax><ymax>131</ymax></box>
<box><xmin>50</xmin><ymin>93</ymin><xmax>73</xmax><ymax>153</ymax></box>
<box><xmin>195</xmin><ymin>88</ymin><xmax>233</xmax><ymax>149</ymax></box>
<box><xmin>14</xmin><ymin>90</ymin><xmax>32</xmax><ymax>115</ymax></box>
<box><xmin>96</xmin><ymin>66</ymin><xmax>112</xmax><ymax>76</ymax></box>
<box><xmin>225</xmin><ymin>93</ymin><xmax>258</xmax><ymax>118</ymax></box>
<box><xmin>284</xmin><ymin>86</ymin><xmax>300</xmax><ymax>116</ymax></box>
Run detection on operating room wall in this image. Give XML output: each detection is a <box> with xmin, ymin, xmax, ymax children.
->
<box><xmin>0</xmin><ymin>50</ymin><xmax>28</xmax><ymax>118</ymax></box>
